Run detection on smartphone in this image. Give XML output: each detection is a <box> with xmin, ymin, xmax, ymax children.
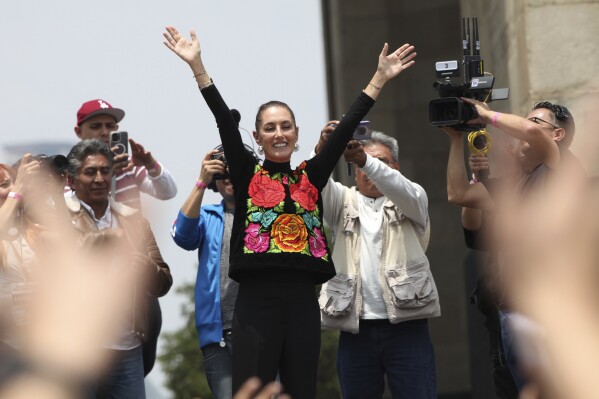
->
<box><xmin>110</xmin><ymin>131</ymin><xmax>129</xmax><ymax>155</ymax></box>
<box><xmin>352</xmin><ymin>120</ymin><xmax>371</xmax><ymax>140</ymax></box>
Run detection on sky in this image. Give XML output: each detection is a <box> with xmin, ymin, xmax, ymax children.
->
<box><xmin>0</xmin><ymin>1</ymin><xmax>328</xmax><ymax>397</ymax></box>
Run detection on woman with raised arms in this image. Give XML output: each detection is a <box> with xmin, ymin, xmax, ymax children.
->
<box><xmin>163</xmin><ymin>25</ymin><xmax>416</xmax><ymax>399</ymax></box>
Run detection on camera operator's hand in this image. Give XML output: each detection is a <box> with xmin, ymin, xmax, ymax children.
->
<box><xmin>13</xmin><ymin>154</ymin><xmax>42</xmax><ymax>198</ymax></box>
<box><xmin>343</xmin><ymin>140</ymin><xmax>367</xmax><ymax>168</ymax></box>
<box><xmin>129</xmin><ymin>138</ymin><xmax>160</xmax><ymax>176</ymax></box>
<box><xmin>469</xmin><ymin>154</ymin><xmax>490</xmax><ymax>181</ymax></box>
<box><xmin>461</xmin><ymin>97</ymin><xmax>493</xmax><ymax>125</ymax></box>
<box><xmin>198</xmin><ymin>150</ymin><xmax>227</xmax><ymax>187</ymax></box>
<box><xmin>315</xmin><ymin>120</ymin><xmax>340</xmax><ymax>154</ymax></box>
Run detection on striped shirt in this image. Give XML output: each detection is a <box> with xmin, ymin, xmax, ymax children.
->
<box><xmin>113</xmin><ymin>163</ymin><xmax>177</xmax><ymax>209</ymax></box>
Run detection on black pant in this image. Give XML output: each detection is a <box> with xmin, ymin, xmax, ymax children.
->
<box><xmin>232</xmin><ymin>280</ymin><xmax>320</xmax><ymax>399</ymax></box>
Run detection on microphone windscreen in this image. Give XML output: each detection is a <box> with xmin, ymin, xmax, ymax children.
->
<box><xmin>231</xmin><ymin>109</ymin><xmax>241</xmax><ymax>128</ymax></box>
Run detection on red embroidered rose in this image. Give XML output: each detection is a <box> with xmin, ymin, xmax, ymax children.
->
<box><xmin>248</xmin><ymin>171</ymin><xmax>285</xmax><ymax>208</ymax></box>
<box><xmin>290</xmin><ymin>174</ymin><xmax>318</xmax><ymax>211</ymax></box>
<box><xmin>271</xmin><ymin>214</ymin><xmax>308</xmax><ymax>253</ymax></box>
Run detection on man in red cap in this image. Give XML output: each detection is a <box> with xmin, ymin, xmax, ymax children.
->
<box><xmin>74</xmin><ymin>99</ymin><xmax>177</xmax><ymax>209</ymax></box>
<box><xmin>73</xmin><ymin>99</ymin><xmax>177</xmax><ymax>380</ymax></box>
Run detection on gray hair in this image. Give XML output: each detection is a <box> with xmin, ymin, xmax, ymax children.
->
<box><xmin>360</xmin><ymin>131</ymin><xmax>399</xmax><ymax>163</ymax></box>
<box><xmin>67</xmin><ymin>139</ymin><xmax>114</xmax><ymax>179</ymax></box>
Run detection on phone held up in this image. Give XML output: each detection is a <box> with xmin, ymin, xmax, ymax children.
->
<box><xmin>329</xmin><ymin>120</ymin><xmax>372</xmax><ymax>175</ymax></box>
<box><xmin>352</xmin><ymin>120</ymin><xmax>372</xmax><ymax>141</ymax></box>
<box><xmin>110</xmin><ymin>131</ymin><xmax>129</xmax><ymax>156</ymax></box>
<box><xmin>348</xmin><ymin>121</ymin><xmax>371</xmax><ymax>175</ymax></box>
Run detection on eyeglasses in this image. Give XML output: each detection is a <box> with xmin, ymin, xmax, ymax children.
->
<box><xmin>528</xmin><ymin>116</ymin><xmax>559</xmax><ymax>130</ymax></box>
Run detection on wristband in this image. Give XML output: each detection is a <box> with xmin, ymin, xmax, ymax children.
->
<box><xmin>491</xmin><ymin>112</ymin><xmax>500</xmax><ymax>128</ymax></box>
<box><xmin>8</xmin><ymin>191</ymin><xmax>22</xmax><ymax>201</ymax></box>
<box><xmin>195</xmin><ymin>180</ymin><xmax>208</xmax><ymax>190</ymax></box>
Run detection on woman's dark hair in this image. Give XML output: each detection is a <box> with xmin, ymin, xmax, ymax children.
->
<box><xmin>66</xmin><ymin>139</ymin><xmax>114</xmax><ymax>179</ymax></box>
<box><xmin>254</xmin><ymin>101</ymin><xmax>297</xmax><ymax>131</ymax></box>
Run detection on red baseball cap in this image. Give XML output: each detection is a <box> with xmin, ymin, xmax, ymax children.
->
<box><xmin>76</xmin><ymin>99</ymin><xmax>125</xmax><ymax>126</ymax></box>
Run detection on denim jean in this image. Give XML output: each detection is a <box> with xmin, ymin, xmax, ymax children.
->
<box><xmin>498</xmin><ymin>311</ymin><xmax>526</xmax><ymax>391</ymax></box>
<box><xmin>201</xmin><ymin>331</ymin><xmax>233</xmax><ymax>399</ymax></box>
<box><xmin>96</xmin><ymin>345</ymin><xmax>145</xmax><ymax>399</ymax></box>
<box><xmin>337</xmin><ymin>319</ymin><xmax>436</xmax><ymax>399</ymax></box>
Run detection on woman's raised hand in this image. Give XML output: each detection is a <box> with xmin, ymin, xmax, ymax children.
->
<box><xmin>163</xmin><ymin>26</ymin><xmax>201</xmax><ymax>66</ymax></box>
<box><xmin>377</xmin><ymin>42</ymin><xmax>416</xmax><ymax>81</ymax></box>
<box><xmin>365</xmin><ymin>42</ymin><xmax>416</xmax><ymax>99</ymax></box>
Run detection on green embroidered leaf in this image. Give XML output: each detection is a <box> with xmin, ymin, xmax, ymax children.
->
<box><xmin>300</xmin><ymin>242</ymin><xmax>310</xmax><ymax>256</ymax></box>
<box><xmin>247</xmin><ymin>198</ymin><xmax>253</xmax><ymax>209</ymax></box>
<box><xmin>268</xmin><ymin>240</ymin><xmax>282</xmax><ymax>253</ymax></box>
<box><xmin>247</xmin><ymin>205</ymin><xmax>259</xmax><ymax>213</ymax></box>
<box><xmin>273</xmin><ymin>202</ymin><xmax>284</xmax><ymax>213</ymax></box>
<box><xmin>243</xmin><ymin>246</ymin><xmax>254</xmax><ymax>254</ymax></box>
<box><xmin>312</xmin><ymin>207</ymin><xmax>320</xmax><ymax>218</ymax></box>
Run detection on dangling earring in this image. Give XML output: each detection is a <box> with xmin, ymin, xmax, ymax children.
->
<box><xmin>257</xmin><ymin>145</ymin><xmax>264</xmax><ymax>155</ymax></box>
<box><xmin>294</xmin><ymin>143</ymin><xmax>300</xmax><ymax>152</ymax></box>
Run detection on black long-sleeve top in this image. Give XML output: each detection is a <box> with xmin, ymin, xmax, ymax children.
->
<box><xmin>201</xmin><ymin>84</ymin><xmax>375</xmax><ymax>284</ymax></box>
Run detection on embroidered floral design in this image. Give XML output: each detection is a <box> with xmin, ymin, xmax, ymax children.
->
<box><xmin>309</xmin><ymin>227</ymin><xmax>327</xmax><ymax>258</ymax></box>
<box><xmin>301</xmin><ymin>213</ymin><xmax>321</xmax><ymax>230</ymax></box>
<box><xmin>243</xmin><ymin>223</ymin><xmax>270</xmax><ymax>253</ymax></box>
<box><xmin>270</xmin><ymin>214</ymin><xmax>308</xmax><ymax>253</ymax></box>
<box><xmin>251</xmin><ymin>209</ymin><xmax>278</xmax><ymax>229</ymax></box>
<box><xmin>290</xmin><ymin>174</ymin><xmax>318</xmax><ymax>211</ymax></box>
<box><xmin>243</xmin><ymin>163</ymin><xmax>329</xmax><ymax>261</ymax></box>
<box><xmin>248</xmin><ymin>171</ymin><xmax>285</xmax><ymax>208</ymax></box>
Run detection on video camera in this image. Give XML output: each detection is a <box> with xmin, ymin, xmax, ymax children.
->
<box><xmin>33</xmin><ymin>154</ymin><xmax>68</xmax><ymax>175</ymax></box>
<box><xmin>429</xmin><ymin>17</ymin><xmax>509</xmax><ymax>131</ymax></box>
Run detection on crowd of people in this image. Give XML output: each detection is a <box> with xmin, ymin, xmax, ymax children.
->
<box><xmin>0</xmin><ymin>21</ymin><xmax>597</xmax><ymax>399</ymax></box>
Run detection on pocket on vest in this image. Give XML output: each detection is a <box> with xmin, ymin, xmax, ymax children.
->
<box><xmin>319</xmin><ymin>274</ymin><xmax>355</xmax><ymax>317</ymax></box>
<box><xmin>386</xmin><ymin>261</ymin><xmax>436</xmax><ymax>308</ymax></box>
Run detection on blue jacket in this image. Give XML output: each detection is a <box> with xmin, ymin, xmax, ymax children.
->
<box><xmin>171</xmin><ymin>202</ymin><xmax>226</xmax><ymax>349</ymax></box>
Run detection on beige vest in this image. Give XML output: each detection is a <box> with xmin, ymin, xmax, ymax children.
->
<box><xmin>319</xmin><ymin>187</ymin><xmax>440</xmax><ymax>333</ymax></box>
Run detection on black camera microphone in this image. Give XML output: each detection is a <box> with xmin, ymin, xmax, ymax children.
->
<box><xmin>429</xmin><ymin>17</ymin><xmax>509</xmax><ymax>130</ymax></box>
<box><xmin>231</xmin><ymin>109</ymin><xmax>241</xmax><ymax>128</ymax></box>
